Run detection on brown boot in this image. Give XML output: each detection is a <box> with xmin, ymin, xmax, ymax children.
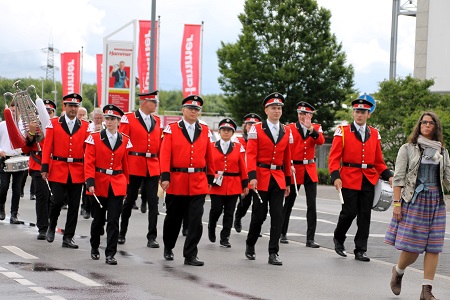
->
<box><xmin>390</xmin><ymin>266</ymin><xmax>403</xmax><ymax>295</ymax></box>
<box><xmin>420</xmin><ymin>285</ymin><xmax>437</xmax><ymax>300</ymax></box>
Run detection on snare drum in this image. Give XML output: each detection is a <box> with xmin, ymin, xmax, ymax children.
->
<box><xmin>372</xmin><ymin>179</ymin><xmax>393</xmax><ymax>212</ymax></box>
<box><xmin>3</xmin><ymin>156</ymin><xmax>29</xmax><ymax>172</ymax></box>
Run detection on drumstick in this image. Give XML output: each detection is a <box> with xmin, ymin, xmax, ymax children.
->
<box><xmin>338</xmin><ymin>189</ymin><xmax>344</xmax><ymax>204</ymax></box>
<box><xmin>162</xmin><ymin>190</ymin><xmax>166</xmax><ymax>207</ymax></box>
<box><xmin>254</xmin><ymin>188</ymin><xmax>263</xmax><ymax>203</ymax></box>
<box><xmin>92</xmin><ymin>192</ymin><xmax>103</xmax><ymax>209</ymax></box>
<box><xmin>45</xmin><ymin>179</ymin><xmax>53</xmax><ymax>196</ymax></box>
<box><xmin>291</xmin><ymin>161</ymin><xmax>299</xmax><ymax>197</ymax></box>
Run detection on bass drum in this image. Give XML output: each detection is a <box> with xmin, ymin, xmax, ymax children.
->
<box><xmin>3</xmin><ymin>156</ymin><xmax>29</xmax><ymax>172</ymax></box>
<box><xmin>372</xmin><ymin>179</ymin><xmax>393</xmax><ymax>212</ymax></box>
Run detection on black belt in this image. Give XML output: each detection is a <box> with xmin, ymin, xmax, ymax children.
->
<box><xmin>292</xmin><ymin>159</ymin><xmax>315</xmax><ymax>165</ymax></box>
<box><xmin>52</xmin><ymin>156</ymin><xmax>83</xmax><ymax>163</ymax></box>
<box><xmin>342</xmin><ymin>162</ymin><xmax>374</xmax><ymax>169</ymax></box>
<box><xmin>129</xmin><ymin>151</ymin><xmax>158</xmax><ymax>158</ymax></box>
<box><xmin>218</xmin><ymin>172</ymin><xmax>240</xmax><ymax>177</ymax></box>
<box><xmin>95</xmin><ymin>167</ymin><xmax>123</xmax><ymax>175</ymax></box>
<box><xmin>171</xmin><ymin>167</ymin><xmax>206</xmax><ymax>173</ymax></box>
<box><xmin>257</xmin><ymin>163</ymin><xmax>282</xmax><ymax>170</ymax></box>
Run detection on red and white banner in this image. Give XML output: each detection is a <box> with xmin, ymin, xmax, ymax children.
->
<box><xmin>138</xmin><ymin>20</ymin><xmax>158</xmax><ymax>94</ymax></box>
<box><xmin>96</xmin><ymin>54</ymin><xmax>103</xmax><ymax>107</ymax></box>
<box><xmin>60</xmin><ymin>52</ymin><xmax>81</xmax><ymax>97</ymax></box>
<box><xmin>181</xmin><ymin>24</ymin><xmax>202</xmax><ymax>98</ymax></box>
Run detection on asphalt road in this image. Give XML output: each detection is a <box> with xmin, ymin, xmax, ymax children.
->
<box><xmin>1</xmin><ymin>179</ymin><xmax>449</xmax><ymax>300</ymax></box>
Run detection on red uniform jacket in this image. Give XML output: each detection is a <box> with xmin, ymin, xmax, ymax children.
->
<box><xmin>209</xmin><ymin>140</ymin><xmax>248</xmax><ymax>196</ymax></box>
<box><xmin>120</xmin><ymin>111</ymin><xmax>162</xmax><ymax>177</ymax></box>
<box><xmin>328</xmin><ymin>123</ymin><xmax>392</xmax><ymax>190</ymax></box>
<box><xmin>247</xmin><ymin>120</ymin><xmax>292</xmax><ymax>191</ymax></box>
<box><xmin>22</xmin><ymin>139</ymin><xmax>45</xmax><ymax>173</ymax></box>
<box><xmin>160</xmin><ymin>120</ymin><xmax>215</xmax><ymax>196</ymax></box>
<box><xmin>41</xmin><ymin>116</ymin><xmax>89</xmax><ymax>184</ymax></box>
<box><xmin>84</xmin><ymin>130</ymin><xmax>131</xmax><ymax>197</ymax></box>
<box><xmin>288</xmin><ymin>122</ymin><xmax>325</xmax><ymax>184</ymax></box>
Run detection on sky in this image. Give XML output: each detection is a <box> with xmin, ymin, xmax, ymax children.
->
<box><xmin>0</xmin><ymin>0</ymin><xmax>417</xmax><ymax>96</ymax></box>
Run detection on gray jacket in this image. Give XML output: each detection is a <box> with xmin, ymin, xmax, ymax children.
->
<box><xmin>393</xmin><ymin>143</ymin><xmax>450</xmax><ymax>204</ymax></box>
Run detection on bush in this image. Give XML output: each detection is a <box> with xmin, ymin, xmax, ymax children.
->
<box><xmin>318</xmin><ymin>168</ymin><xmax>332</xmax><ymax>185</ymax></box>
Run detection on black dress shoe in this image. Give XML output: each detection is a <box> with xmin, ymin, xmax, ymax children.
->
<box><xmin>220</xmin><ymin>239</ymin><xmax>231</xmax><ymax>248</ymax></box>
<box><xmin>37</xmin><ymin>231</ymin><xmax>46</xmax><ymax>240</ymax></box>
<box><xmin>163</xmin><ymin>248</ymin><xmax>174</xmax><ymax>261</ymax></box>
<box><xmin>245</xmin><ymin>245</ymin><xmax>256</xmax><ymax>260</ymax></box>
<box><xmin>62</xmin><ymin>204</ymin><xmax>68</xmax><ymax>210</ymax></box>
<box><xmin>147</xmin><ymin>239</ymin><xmax>160</xmax><ymax>248</ymax></box>
<box><xmin>268</xmin><ymin>253</ymin><xmax>283</xmax><ymax>266</ymax></box>
<box><xmin>184</xmin><ymin>256</ymin><xmax>204</xmax><ymax>266</ymax></box>
<box><xmin>105</xmin><ymin>256</ymin><xmax>117</xmax><ymax>265</ymax></box>
<box><xmin>62</xmin><ymin>238</ymin><xmax>79</xmax><ymax>249</ymax></box>
<box><xmin>82</xmin><ymin>210</ymin><xmax>90</xmax><ymax>219</ymax></box>
<box><xmin>10</xmin><ymin>213</ymin><xmax>21</xmax><ymax>224</ymax></box>
<box><xmin>234</xmin><ymin>217</ymin><xmax>242</xmax><ymax>233</ymax></box>
<box><xmin>333</xmin><ymin>238</ymin><xmax>347</xmax><ymax>257</ymax></box>
<box><xmin>208</xmin><ymin>224</ymin><xmax>216</xmax><ymax>243</ymax></box>
<box><xmin>306</xmin><ymin>240</ymin><xmax>320</xmax><ymax>248</ymax></box>
<box><xmin>280</xmin><ymin>234</ymin><xmax>288</xmax><ymax>244</ymax></box>
<box><xmin>46</xmin><ymin>227</ymin><xmax>55</xmax><ymax>243</ymax></box>
<box><xmin>30</xmin><ymin>194</ymin><xmax>36</xmax><ymax>200</ymax></box>
<box><xmin>91</xmin><ymin>248</ymin><xmax>100</xmax><ymax>260</ymax></box>
<box><xmin>354</xmin><ymin>251</ymin><xmax>370</xmax><ymax>262</ymax></box>
<box><xmin>0</xmin><ymin>210</ymin><xmax>5</xmax><ymax>220</ymax></box>
<box><xmin>140</xmin><ymin>202</ymin><xmax>147</xmax><ymax>213</ymax></box>
<box><xmin>182</xmin><ymin>228</ymin><xmax>188</xmax><ymax>236</ymax></box>
<box><xmin>118</xmin><ymin>235</ymin><xmax>126</xmax><ymax>244</ymax></box>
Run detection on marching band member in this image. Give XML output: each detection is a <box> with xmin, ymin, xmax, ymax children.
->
<box><xmin>21</xmin><ymin>99</ymin><xmax>57</xmax><ymax>239</ymax></box>
<box><xmin>329</xmin><ymin>97</ymin><xmax>393</xmax><ymax>261</ymax></box>
<box><xmin>85</xmin><ymin>104</ymin><xmax>131</xmax><ymax>265</ymax></box>
<box><xmin>118</xmin><ymin>90</ymin><xmax>162</xmax><ymax>248</ymax></box>
<box><xmin>41</xmin><ymin>93</ymin><xmax>90</xmax><ymax>249</ymax></box>
<box><xmin>245</xmin><ymin>92</ymin><xmax>292</xmax><ymax>266</ymax></box>
<box><xmin>160</xmin><ymin>95</ymin><xmax>215</xmax><ymax>266</ymax></box>
<box><xmin>281</xmin><ymin>101</ymin><xmax>324</xmax><ymax>247</ymax></box>
<box><xmin>208</xmin><ymin>118</ymin><xmax>248</xmax><ymax>248</ymax></box>
<box><xmin>234</xmin><ymin>113</ymin><xmax>261</xmax><ymax>233</ymax></box>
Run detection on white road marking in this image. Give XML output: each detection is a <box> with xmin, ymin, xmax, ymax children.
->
<box><xmin>14</xmin><ymin>278</ymin><xmax>36</xmax><ymax>285</ymax></box>
<box><xmin>29</xmin><ymin>286</ymin><xmax>53</xmax><ymax>294</ymax></box>
<box><xmin>46</xmin><ymin>296</ymin><xmax>67</xmax><ymax>300</ymax></box>
<box><xmin>0</xmin><ymin>266</ymin><xmax>7</xmax><ymax>271</ymax></box>
<box><xmin>1</xmin><ymin>271</ymin><xmax>23</xmax><ymax>278</ymax></box>
<box><xmin>56</xmin><ymin>270</ymin><xmax>103</xmax><ymax>287</ymax></box>
<box><xmin>2</xmin><ymin>246</ymin><xmax>38</xmax><ymax>259</ymax></box>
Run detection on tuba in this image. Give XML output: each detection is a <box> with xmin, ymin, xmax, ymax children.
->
<box><xmin>4</xmin><ymin>80</ymin><xmax>46</xmax><ymax>148</ymax></box>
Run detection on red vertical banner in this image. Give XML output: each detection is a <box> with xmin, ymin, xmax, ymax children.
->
<box><xmin>96</xmin><ymin>54</ymin><xmax>103</xmax><ymax>107</ymax></box>
<box><xmin>138</xmin><ymin>20</ymin><xmax>158</xmax><ymax>94</ymax></box>
<box><xmin>60</xmin><ymin>52</ymin><xmax>81</xmax><ymax>97</ymax></box>
<box><xmin>181</xmin><ymin>24</ymin><xmax>201</xmax><ymax>98</ymax></box>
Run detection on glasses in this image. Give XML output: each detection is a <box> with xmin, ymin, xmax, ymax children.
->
<box><xmin>420</xmin><ymin>120</ymin><xmax>436</xmax><ymax>126</ymax></box>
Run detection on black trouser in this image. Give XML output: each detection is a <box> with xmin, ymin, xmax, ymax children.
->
<box><xmin>90</xmin><ymin>186</ymin><xmax>123</xmax><ymax>257</ymax></box>
<box><xmin>209</xmin><ymin>194</ymin><xmax>239</xmax><ymax>240</ymax></box>
<box><xmin>333</xmin><ymin>176</ymin><xmax>374</xmax><ymax>253</ymax></box>
<box><xmin>48</xmin><ymin>174</ymin><xmax>83</xmax><ymax>239</ymax></box>
<box><xmin>120</xmin><ymin>174</ymin><xmax>159</xmax><ymax>240</ymax></box>
<box><xmin>20</xmin><ymin>169</ymin><xmax>34</xmax><ymax>195</ymax></box>
<box><xmin>281</xmin><ymin>172</ymin><xmax>317</xmax><ymax>240</ymax></box>
<box><xmin>0</xmin><ymin>170</ymin><xmax>24</xmax><ymax>214</ymax></box>
<box><xmin>246</xmin><ymin>176</ymin><xmax>284</xmax><ymax>254</ymax></box>
<box><xmin>30</xmin><ymin>170</ymin><xmax>50</xmax><ymax>233</ymax></box>
<box><xmin>163</xmin><ymin>194</ymin><xmax>205</xmax><ymax>258</ymax></box>
<box><xmin>235</xmin><ymin>190</ymin><xmax>253</xmax><ymax>220</ymax></box>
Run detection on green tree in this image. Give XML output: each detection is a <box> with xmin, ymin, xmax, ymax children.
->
<box><xmin>217</xmin><ymin>0</ymin><xmax>354</xmax><ymax>132</ymax></box>
<box><xmin>372</xmin><ymin>76</ymin><xmax>450</xmax><ymax>167</ymax></box>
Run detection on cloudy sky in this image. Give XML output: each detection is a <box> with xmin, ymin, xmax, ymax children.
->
<box><xmin>0</xmin><ymin>0</ymin><xmax>417</xmax><ymax>95</ymax></box>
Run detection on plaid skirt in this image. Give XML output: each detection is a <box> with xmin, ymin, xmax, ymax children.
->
<box><xmin>384</xmin><ymin>186</ymin><xmax>446</xmax><ymax>253</ymax></box>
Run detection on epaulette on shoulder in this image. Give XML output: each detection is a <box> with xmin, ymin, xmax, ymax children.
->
<box><xmin>198</xmin><ymin>119</ymin><xmax>208</xmax><ymax>126</ymax></box>
<box><xmin>125</xmin><ymin>111</ymin><xmax>133</xmax><ymax>115</ymax></box>
<box><xmin>120</xmin><ymin>132</ymin><xmax>130</xmax><ymax>138</ymax></box>
<box><xmin>152</xmin><ymin>113</ymin><xmax>160</xmax><ymax>119</ymax></box>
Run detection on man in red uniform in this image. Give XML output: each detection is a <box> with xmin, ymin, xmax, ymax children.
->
<box><xmin>281</xmin><ymin>101</ymin><xmax>324</xmax><ymax>247</ymax></box>
<box><xmin>234</xmin><ymin>113</ymin><xmax>261</xmax><ymax>233</ymax></box>
<box><xmin>22</xmin><ymin>100</ymin><xmax>57</xmax><ymax>240</ymax></box>
<box><xmin>160</xmin><ymin>95</ymin><xmax>215</xmax><ymax>266</ymax></box>
<box><xmin>328</xmin><ymin>97</ymin><xmax>393</xmax><ymax>262</ymax></box>
<box><xmin>85</xmin><ymin>104</ymin><xmax>131</xmax><ymax>265</ymax></box>
<box><xmin>41</xmin><ymin>93</ymin><xmax>89</xmax><ymax>249</ymax></box>
<box><xmin>208</xmin><ymin>118</ymin><xmax>248</xmax><ymax>248</ymax></box>
<box><xmin>245</xmin><ymin>92</ymin><xmax>292</xmax><ymax>266</ymax></box>
<box><xmin>118</xmin><ymin>90</ymin><xmax>162</xmax><ymax>248</ymax></box>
